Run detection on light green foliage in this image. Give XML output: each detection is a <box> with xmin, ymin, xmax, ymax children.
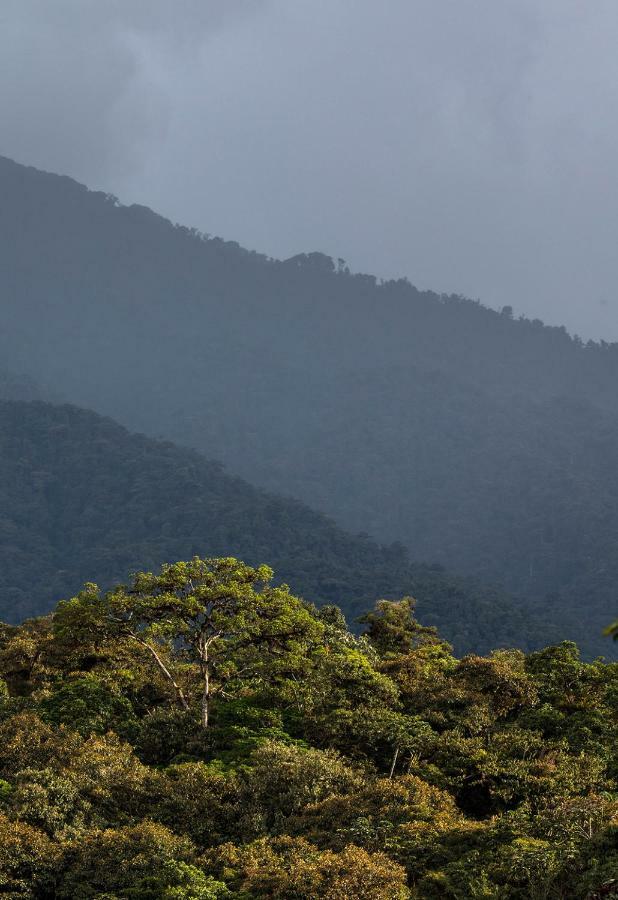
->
<box><xmin>0</xmin><ymin>557</ymin><xmax>616</xmax><ymax>897</ymax></box>
<box><xmin>55</xmin><ymin>557</ymin><xmax>324</xmax><ymax>729</ymax></box>
<box><xmin>56</xmin><ymin>821</ymin><xmax>229</xmax><ymax>899</ymax></box>
<box><xmin>360</xmin><ymin>598</ymin><xmax>442</xmax><ymax>657</ymax></box>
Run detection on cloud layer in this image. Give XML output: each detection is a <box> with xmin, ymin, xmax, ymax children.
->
<box><xmin>3</xmin><ymin>1</ymin><xmax>618</xmax><ymax>338</ymax></box>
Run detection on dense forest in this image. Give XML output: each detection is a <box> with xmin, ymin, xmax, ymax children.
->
<box><xmin>0</xmin><ymin>398</ymin><xmax>552</xmax><ymax>657</ymax></box>
<box><xmin>1</xmin><ymin>155</ymin><xmax>618</xmax><ymax>655</ymax></box>
<box><xmin>2</xmin><ymin>151</ymin><xmax>618</xmax><ymax>899</ymax></box>
<box><xmin>0</xmin><ymin>556</ymin><xmax>615</xmax><ymax>898</ymax></box>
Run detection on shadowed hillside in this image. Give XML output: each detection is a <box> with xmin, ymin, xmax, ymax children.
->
<box><xmin>0</xmin><ymin>399</ymin><xmax>551</xmax><ymax>655</ymax></box>
<box><xmin>1</xmin><ymin>156</ymin><xmax>617</xmax><ymax>655</ymax></box>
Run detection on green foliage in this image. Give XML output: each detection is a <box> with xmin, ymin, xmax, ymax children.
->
<box><xmin>39</xmin><ymin>674</ymin><xmax>138</xmax><ymax>737</ymax></box>
<box><xmin>0</xmin><ymin>556</ymin><xmax>616</xmax><ymax>897</ymax></box>
<box><xmin>56</xmin><ymin>821</ymin><xmax>229</xmax><ymax>899</ymax></box>
<box><xmin>55</xmin><ymin>557</ymin><xmax>323</xmax><ymax>729</ymax></box>
<box><xmin>360</xmin><ymin>598</ymin><xmax>442</xmax><ymax>657</ymax></box>
<box><xmin>0</xmin><ymin>812</ymin><xmax>59</xmax><ymax>896</ymax></box>
<box><xmin>204</xmin><ymin>835</ymin><xmax>411</xmax><ymax>899</ymax></box>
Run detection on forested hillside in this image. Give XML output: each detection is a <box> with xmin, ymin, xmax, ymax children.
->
<box><xmin>0</xmin><ymin>559</ymin><xmax>615</xmax><ymax>898</ymax></box>
<box><xmin>3</xmin><ymin>155</ymin><xmax>618</xmax><ymax>415</ymax></box>
<box><xmin>1</xmin><ymin>155</ymin><xmax>618</xmax><ymax>655</ymax></box>
<box><xmin>0</xmin><ymin>399</ymin><xmax>546</xmax><ymax>655</ymax></box>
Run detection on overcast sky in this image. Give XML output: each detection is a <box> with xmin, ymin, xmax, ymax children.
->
<box><xmin>3</xmin><ymin>1</ymin><xmax>618</xmax><ymax>340</ymax></box>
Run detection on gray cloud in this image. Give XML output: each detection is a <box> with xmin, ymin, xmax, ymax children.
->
<box><xmin>2</xmin><ymin>0</ymin><xmax>618</xmax><ymax>339</ymax></box>
<box><xmin>0</xmin><ymin>1</ymin><xmax>266</xmax><ymax>179</ymax></box>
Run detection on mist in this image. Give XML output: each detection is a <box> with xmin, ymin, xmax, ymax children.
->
<box><xmin>3</xmin><ymin>0</ymin><xmax>618</xmax><ymax>339</ymax></box>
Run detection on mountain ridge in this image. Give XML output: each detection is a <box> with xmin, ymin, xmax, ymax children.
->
<box><xmin>1</xmin><ymin>155</ymin><xmax>617</xmax><ymax>657</ymax></box>
<box><xmin>0</xmin><ymin>396</ymin><xmax>552</xmax><ymax>655</ymax></box>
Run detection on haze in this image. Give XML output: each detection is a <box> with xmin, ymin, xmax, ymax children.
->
<box><xmin>3</xmin><ymin>0</ymin><xmax>618</xmax><ymax>340</ymax></box>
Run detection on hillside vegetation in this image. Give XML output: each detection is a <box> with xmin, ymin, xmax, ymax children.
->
<box><xmin>0</xmin><ymin>557</ymin><xmax>615</xmax><ymax>898</ymax></box>
<box><xmin>1</xmin><ymin>156</ymin><xmax>617</xmax><ymax>654</ymax></box>
<box><xmin>0</xmin><ymin>399</ymin><xmax>547</xmax><ymax>655</ymax></box>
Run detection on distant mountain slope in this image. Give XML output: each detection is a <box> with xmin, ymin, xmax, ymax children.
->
<box><xmin>2</xmin><ymin>154</ymin><xmax>618</xmax><ymax>415</ymax></box>
<box><xmin>0</xmin><ymin>366</ymin><xmax>42</xmax><ymax>401</ymax></box>
<box><xmin>0</xmin><ymin>155</ymin><xmax>616</xmax><ymax>657</ymax></box>
<box><xmin>234</xmin><ymin>366</ymin><xmax>618</xmax><ymax>578</ymax></box>
<box><xmin>0</xmin><ymin>399</ymin><xmax>549</xmax><ymax>655</ymax></box>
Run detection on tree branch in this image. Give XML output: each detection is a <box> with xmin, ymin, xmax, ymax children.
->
<box><xmin>128</xmin><ymin>633</ymin><xmax>190</xmax><ymax>711</ymax></box>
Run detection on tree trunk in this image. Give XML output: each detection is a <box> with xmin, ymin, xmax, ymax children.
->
<box><xmin>201</xmin><ymin>667</ymin><xmax>210</xmax><ymax>729</ymax></box>
<box><xmin>389</xmin><ymin>746</ymin><xmax>400</xmax><ymax>779</ymax></box>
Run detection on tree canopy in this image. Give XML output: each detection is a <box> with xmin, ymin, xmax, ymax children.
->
<box><xmin>0</xmin><ymin>556</ymin><xmax>616</xmax><ymax>897</ymax></box>
<box><xmin>56</xmin><ymin>558</ymin><xmax>323</xmax><ymax>728</ymax></box>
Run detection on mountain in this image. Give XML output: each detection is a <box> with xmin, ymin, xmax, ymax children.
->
<box><xmin>0</xmin><ymin>398</ymin><xmax>549</xmax><ymax>655</ymax></box>
<box><xmin>0</xmin><ymin>366</ymin><xmax>42</xmax><ymax>401</ymax></box>
<box><xmin>0</xmin><ymin>155</ymin><xmax>616</xmax><ymax>656</ymax></box>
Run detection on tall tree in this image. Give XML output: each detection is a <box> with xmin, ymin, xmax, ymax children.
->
<box><xmin>55</xmin><ymin>557</ymin><xmax>323</xmax><ymax>728</ymax></box>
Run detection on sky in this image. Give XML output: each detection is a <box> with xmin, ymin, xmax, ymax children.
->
<box><xmin>3</xmin><ymin>0</ymin><xmax>618</xmax><ymax>340</ymax></box>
